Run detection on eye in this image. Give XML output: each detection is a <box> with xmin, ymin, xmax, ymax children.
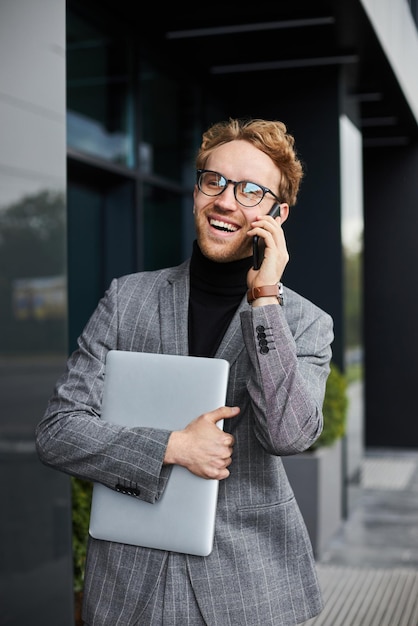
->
<box><xmin>239</xmin><ymin>182</ymin><xmax>264</xmax><ymax>199</ymax></box>
<box><xmin>206</xmin><ymin>172</ymin><xmax>225</xmax><ymax>188</ymax></box>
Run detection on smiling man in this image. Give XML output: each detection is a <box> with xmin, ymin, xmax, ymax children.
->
<box><xmin>36</xmin><ymin>118</ymin><xmax>334</xmax><ymax>626</ymax></box>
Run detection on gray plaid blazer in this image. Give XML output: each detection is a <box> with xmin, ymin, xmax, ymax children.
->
<box><xmin>36</xmin><ymin>258</ymin><xmax>333</xmax><ymax>625</ymax></box>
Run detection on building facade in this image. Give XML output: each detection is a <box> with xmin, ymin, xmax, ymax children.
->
<box><xmin>0</xmin><ymin>0</ymin><xmax>417</xmax><ymax>622</ymax></box>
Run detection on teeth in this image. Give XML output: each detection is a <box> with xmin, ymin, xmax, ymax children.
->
<box><xmin>210</xmin><ymin>219</ymin><xmax>238</xmax><ymax>232</ymax></box>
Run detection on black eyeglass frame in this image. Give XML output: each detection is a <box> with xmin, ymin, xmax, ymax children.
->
<box><xmin>196</xmin><ymin>169</ymin><xmax>280</xmax><ymax>207</ymax></box>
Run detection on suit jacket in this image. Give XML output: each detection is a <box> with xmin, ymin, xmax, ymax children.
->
<box><xmin>36</xmin><ymin>258</ymin><xmax>334</xmax><ymax>626</ymax></box>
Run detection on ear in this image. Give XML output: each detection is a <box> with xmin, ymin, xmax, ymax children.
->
<box><xmin>279</xmin><ymin>203</ymin><xmax>290</xmax><ymax>224</ymax></box>
<box><xmin>193</xmin><ymin>186</ymin><xmax>199</xmax><ymax>204</ymax></box>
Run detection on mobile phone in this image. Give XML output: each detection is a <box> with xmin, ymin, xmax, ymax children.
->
<box><xmin>252</xmin><ymin>203</ymin><xmax>281</xmax><ymax>270</ymax></box>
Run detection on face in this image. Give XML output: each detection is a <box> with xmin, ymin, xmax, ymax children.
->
<box><xmin>193</xmin><ymin>140</ymin><xmax>286</xmax><ymax>263</ymax></box>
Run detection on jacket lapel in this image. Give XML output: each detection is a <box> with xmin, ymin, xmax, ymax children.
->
<box><xmin>214</xmin><ymin>297</ymin><xmax>247</xmax><ymax>367</ymax></box>
<box><xmin>159</xmin><ymin>266</ymin><xmax>190</xmax><ymax>356</ymax></box>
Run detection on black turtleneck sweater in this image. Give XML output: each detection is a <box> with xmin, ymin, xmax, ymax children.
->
<box><xmin>188</xmin><ymin>240</ymin><xmax>253</xmax><ymax>357</ymax></box>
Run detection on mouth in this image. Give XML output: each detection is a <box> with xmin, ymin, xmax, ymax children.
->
<box><xmin>209</xmin><ymin>218</ymin><xmax>239</xmax><ymax>233</ymax></box>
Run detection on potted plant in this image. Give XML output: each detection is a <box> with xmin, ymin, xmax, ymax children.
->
<box><xmin>282</xmin><ymin>362</ymin><xmax>348</xmax><ymax>558</ymax></box>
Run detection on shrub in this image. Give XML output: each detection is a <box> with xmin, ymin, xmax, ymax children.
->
<box><xmin>310</xmin><ymin>361</ymin><xmax>348</xmax><ymax>450</ymax></box>
<box><xmin>71</xmin><ymin>477</ymin><xmax>92</xmax><ymax>593</ymax></box>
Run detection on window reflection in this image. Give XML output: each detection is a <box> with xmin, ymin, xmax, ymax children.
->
<box><xmin>13</xmin><ymin>276</ymin><xmax>66</xmax><ymax>321</ymax></box>
<box><xmin>0</xmin><ymin>190</ymin><xmax>67</xmax><ymax>354</ymax></box>
<box><xmin>66</xmin><ymin>9</ymin><xmax>135</xmax><ymax>167</ymax></box>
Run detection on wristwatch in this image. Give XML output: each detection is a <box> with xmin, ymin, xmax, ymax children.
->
<box><xmin>247</xmin><ymin>282</ymin><xmax>283</xmax><ymax>305</ymax></box>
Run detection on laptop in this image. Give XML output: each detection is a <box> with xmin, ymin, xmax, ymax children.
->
<box><xmin>89</xmin><ymin>350</ymin><xmax>230</xmax><ymax>556</ymax></box>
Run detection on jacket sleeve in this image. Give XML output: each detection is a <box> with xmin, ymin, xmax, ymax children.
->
<box><xmin>240</xmin><ymin>291</ymin><xmax>334</xmax><ymax>456</ymax></box>
<box><xmin>35</xmin><ymin>277</ymin><xmax>172</xmax><ymax>504</ymax></box>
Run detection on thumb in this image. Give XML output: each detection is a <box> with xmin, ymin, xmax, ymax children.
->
<box><xmin>209</xmin><ymin>405</ymin><xmax>240</xmax><ymax>424</ymax></box>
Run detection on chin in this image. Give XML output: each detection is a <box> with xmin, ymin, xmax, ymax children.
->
<box><xmin>198</xmin><ymin>238</ymin><xmax>249</xmax><ymax>263</ymax></box>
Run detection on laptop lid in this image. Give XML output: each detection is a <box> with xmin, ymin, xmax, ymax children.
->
<box><xmin>89</xmin><ymin>350</ymin><xmax>230</xmax><ymax>556</ymax></box>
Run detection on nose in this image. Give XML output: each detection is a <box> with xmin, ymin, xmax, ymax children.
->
<box><xmin>214</xmin><ymin>181</ymin><xmax>238</xmax><ymax>210</ymax></box>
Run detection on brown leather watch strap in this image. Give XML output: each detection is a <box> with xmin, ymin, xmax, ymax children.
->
<box><xmin>247</xmin><ymin>284</ymin><xmax>283</xmax><ymax>305</ymax></box>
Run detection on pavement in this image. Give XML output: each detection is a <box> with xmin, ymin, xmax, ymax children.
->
<box><xmin>301</xmin><ymin>448</ymin><xmax>418</xmax><ymax>625</ymax></box>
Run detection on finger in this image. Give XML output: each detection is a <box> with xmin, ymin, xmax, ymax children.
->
<box><xmin>220</xmin><ymin>434</ymin><xmax>235</xmax><ymax>450</ymax></box>
<box><xmin>207</xmin><ymin>405</ymin><xmax>240</xmax><ymax>424</ymax></box>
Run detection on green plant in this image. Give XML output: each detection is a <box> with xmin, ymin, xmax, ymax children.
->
<box><xmin>71</xmin><ymin>477</ymin><xmax>93</xmax><ymax>593</ymax></box>
<box><xmin>310</xmin><ymin>361</ymin><xmax>348</xmax><ymax>450</ymax></box>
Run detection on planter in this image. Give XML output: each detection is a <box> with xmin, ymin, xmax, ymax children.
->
<box><xmin>282</xmin><ymin>438</ymin><xmax>343</xmax><ymax>559</ymax></box>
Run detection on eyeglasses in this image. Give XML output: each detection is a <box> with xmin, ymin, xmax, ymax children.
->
<box><xmin>196</xmin><ymin>169</ymin><xmax>280</xmax><ymax>208</ymax></box>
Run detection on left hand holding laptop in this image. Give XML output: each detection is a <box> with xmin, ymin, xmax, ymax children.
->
<box><xmin>164</xmin><ymin>405</ymin><xmax>239</xmax><ymax>480</ymax></box>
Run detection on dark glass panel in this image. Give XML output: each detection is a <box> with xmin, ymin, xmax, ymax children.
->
<box><xmin>139</xmin><ymin>61</ymin><xmax>182</xmax><ymax>183</ymax></box>
<box><xmin>142</xmin><ymin>183</ymin><xmax>186</xmax><ymax>270</ymax></box>
<box><xmin>67</xmin><ymin>174</ymin><xmax>136</xmax><ymax>352</ymax></box>
<box><xmin>67</xmin><ymin>6</ymin><xmax>135</xmax><ymax>167</ymax></box>
<box><xmin>67</xmin><ymin>183</ymin><xmax>104</xmax><ymax>351</ymax></box>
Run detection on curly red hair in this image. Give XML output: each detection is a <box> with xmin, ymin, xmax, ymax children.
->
<box><xmin>196</xmin><ymin>118</ymin><xmax>304</xmax><ymax>207</ymax></box>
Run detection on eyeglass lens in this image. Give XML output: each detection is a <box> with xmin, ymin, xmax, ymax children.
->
<box><xmin>198</xmin><ymin>171</ymin><xmax>266</xmax><ymax>207</ymax></box>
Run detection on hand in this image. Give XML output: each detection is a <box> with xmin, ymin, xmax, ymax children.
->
<box><xmin>164</xmin><ymin>406</ymin><xmax>239</xmax><ymax>479</ymax></box>
<box><xmin>247</xmin><ymin>210</ymin><xmax>289</xmax><ymax>288</ymax></box>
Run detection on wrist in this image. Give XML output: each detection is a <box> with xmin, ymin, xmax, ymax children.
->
<box><xmin>247</xmin><ymin>283</ymin><xmax>283</xmax><ymax>305</ymax></box>
<box><xmin>164</xmin><ymin>431</ymin><xmax>181</xmax><ymax>465</ymax></box>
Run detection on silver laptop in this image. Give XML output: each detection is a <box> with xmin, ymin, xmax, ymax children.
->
<box><xmin>89</xmin><ymin>350</ymin><xmax>230</xmax><ymax>556</ymax></box>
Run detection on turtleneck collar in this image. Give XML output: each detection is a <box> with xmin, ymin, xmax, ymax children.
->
<box><xmin>190</xmin><ymin>240</ymin><xmax>252</xmax><ymax>295</ymax></box>
<box><xmin>188</xmin><ymin>241</ymin><xmax>253</xmax><ymax>357</ymax></box>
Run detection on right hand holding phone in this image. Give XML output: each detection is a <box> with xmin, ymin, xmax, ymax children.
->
<box><xmin>248</xmin><ymin>203</ymin><xmax>289</xmax><ymax>288</ymax></box>
<box><xmin>252</xmin><ymin>203</ymin><xmax>281</xmax><ymax>270</ymax></box>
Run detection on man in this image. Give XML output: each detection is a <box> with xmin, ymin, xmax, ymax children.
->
<box><xmin>36</xmin><ymin>118</ymin><xmax>333</xmax><ymax>625</ymax></box>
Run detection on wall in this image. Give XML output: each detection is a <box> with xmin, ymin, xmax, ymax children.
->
<box><xmin>0</xmin><ymin>0</ymin><xmax>74</xmax><ymax>623</ymax></box>
<box><xmin>364</xmin><ymin>144</ymin><xmax>418</xmax><ymax>447</ymax></box>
